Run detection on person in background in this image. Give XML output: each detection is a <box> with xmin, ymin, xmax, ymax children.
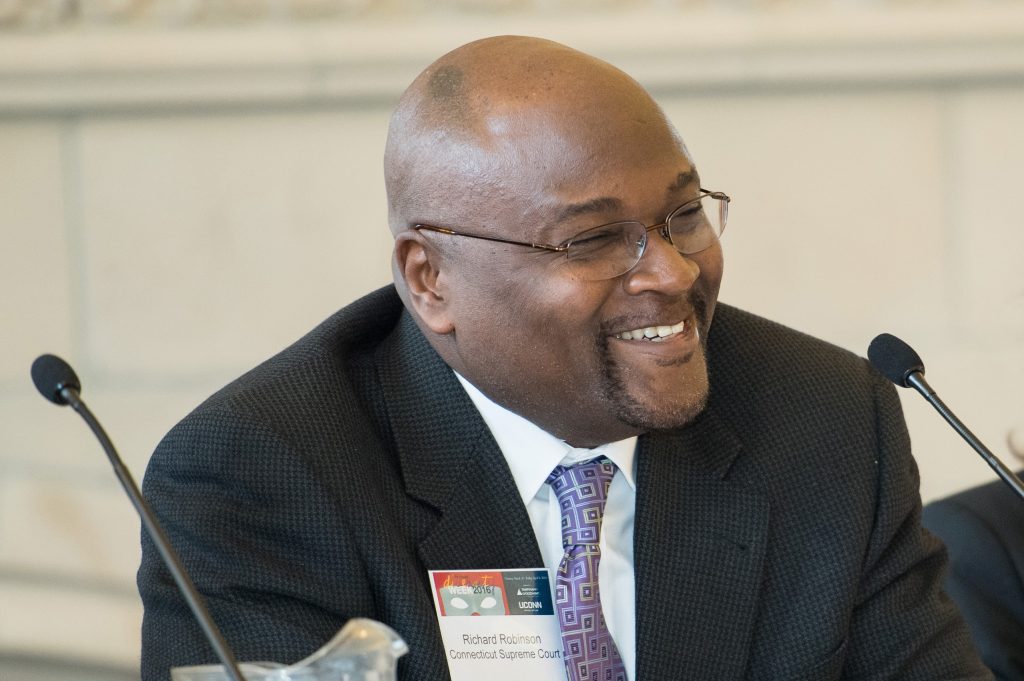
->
<box><xmin>923</xmin><ymin>430</ymin><xmax>1024</xmax><ymax>680</ymax></box>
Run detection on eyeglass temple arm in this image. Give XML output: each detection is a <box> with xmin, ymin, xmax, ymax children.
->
<box><xmin>700</xmin><ymin>188</ymin><xmax>730</xmax><ymax>202</ymax></box>
<box><xmin>411</xmin><ymin>224</ymin><xmax>568</xmax><ymax>252</ymax></box>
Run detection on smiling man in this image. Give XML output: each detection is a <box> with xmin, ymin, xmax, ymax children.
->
<box><xmin>139</xmin><ymin>37</ymin><xmax>991</xmax><ymax>680</ymax></box>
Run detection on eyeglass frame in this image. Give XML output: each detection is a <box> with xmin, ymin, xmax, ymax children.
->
<box><xmin>411</xmin><ymin>188</ymin><xmax>730</xmax><ymax>278</ymax></box>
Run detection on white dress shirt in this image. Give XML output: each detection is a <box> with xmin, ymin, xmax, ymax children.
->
<box><xmin>455</xmin><ymin>374</ymin><xmax>637</xmax><ymax>680</ymax></box>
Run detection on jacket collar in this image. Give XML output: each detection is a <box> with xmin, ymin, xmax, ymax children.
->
<box><xmin>378</xmin><ymin>310</ymin><xmax>769</xmax><ymax>679</ymax></box>
<box><xmin>635</xmin><ymin>409</ymin><xmax>770</xmax><ymax>680</ymax></box>
<box><xmin>376</xmin><ymin>312</ymin><xmax>544</xmax><ymax>571</ymax></box>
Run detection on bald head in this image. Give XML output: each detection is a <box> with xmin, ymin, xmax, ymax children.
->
<box><xmin>384</xmin><ymin>37</ymin><xmax>721</xmax><ymax>445</ymax></box>
<box><xmin>384</xmin><ymin>36</ymin><xmax>681</xmax><ymax>236</ymax></box>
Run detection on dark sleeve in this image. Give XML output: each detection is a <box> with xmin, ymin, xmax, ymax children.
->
<box><xmin>923</xmin><ymin>497</ymin><xmax>1024</xmax><ymax>680</ymax></box>
<box><xmin>136</xmin><ymin>406</ymin><xmax>371</xmax><ymax>681</ymax></box>
<box><xmin>843</xmin><ymin>377</ymin><xmax>994</xmax><ymax>680</ymax></box>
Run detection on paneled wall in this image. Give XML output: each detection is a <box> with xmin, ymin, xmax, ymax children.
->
<box><xmin>2</xmin><ymin>3</ymin><xmax>1023</xmax><ymax>676</ymax></box>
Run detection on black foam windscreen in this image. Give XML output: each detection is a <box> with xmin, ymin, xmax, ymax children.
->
<box><xmin>867</xmin><ymin>333</ymin><xmax>925</xmax><ymax>388</ymax></box>
<box><xmin>31</xmin><ymin>354</ymin><xmax>81</xmax><ymax>405</ymax></box>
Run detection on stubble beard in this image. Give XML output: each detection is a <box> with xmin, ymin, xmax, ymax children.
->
<box><xmin>598</xmin><ymin>294</ymin><xmax>712</xmax><ymax>433</ymax></box>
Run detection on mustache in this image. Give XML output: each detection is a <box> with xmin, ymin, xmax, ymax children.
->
<box><xmin>599</xmin><ymin>291</ymin><xmax>710</xmax><ymax>337</ymax></box>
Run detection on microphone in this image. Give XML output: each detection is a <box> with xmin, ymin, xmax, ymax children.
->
<box><xmin>867</xmin><ymin>334</ymin><xmax>1024</xmax><ymax>501</ymax></box>
<box><xmin>31</xmin><ymin>353</ymin><xmax>81</xmax><ymax>405</ymax></box>
<box><xmin>31</xmin><ymin>354</ymin><xmax>246</xmax><ymax>681</ymax></box>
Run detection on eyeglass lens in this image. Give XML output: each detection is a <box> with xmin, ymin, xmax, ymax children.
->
<box><xmin>565</xmin><ymin>195</ymin><xmax>726</xmax><ymax>280</ymax></box>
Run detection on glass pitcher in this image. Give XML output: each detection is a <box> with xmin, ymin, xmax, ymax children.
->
<box><xmin>170</xmin><ymin>618</ymin><xmax>408</xmax><ymax>681</ymax></box>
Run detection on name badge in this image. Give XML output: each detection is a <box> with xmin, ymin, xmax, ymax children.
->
<box><xmin>429</xmin><ymin>568</ymin><xmax>567</xmax><ymax>681</ymax></box>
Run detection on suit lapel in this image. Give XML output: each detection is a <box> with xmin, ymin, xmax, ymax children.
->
<box><xmin>377</xmin><ymin>312</ymin><xmax>770</xmax><ymax>678</ymax></box>
<box><xmin>377</xmin><ymin>313</ymin><xmax>543</xmax><ymax>572</ymax></box>
<box><xmin>635</xmin><ymin>409</ymin><xmax>770</xmax><ymax>680</ymax></box>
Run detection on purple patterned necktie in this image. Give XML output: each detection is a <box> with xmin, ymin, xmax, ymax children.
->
<box><xmin>547</xmin><ymin>457</ymin><xmax>627</xmax><ymax>681</ymax></box>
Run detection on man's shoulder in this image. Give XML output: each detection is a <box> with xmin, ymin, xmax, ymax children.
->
<box><xmin>709</xmin><ymin>303</ymin><xmax>876</xmax><ymax>391</ymax></box>
<box><xmin>705</xmin><ymin>303</ymin><xmax>894</xmax><ymax>452</ymax></box>
<box><xmin>176</xmin><ymin>285</ymin><xmax>407</xmax><ymax>434</ymax></box>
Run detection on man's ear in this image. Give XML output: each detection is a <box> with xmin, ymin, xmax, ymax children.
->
<box><xmin>393</xmin><ymin>231</ymin><xmax>456</xmax><ymax>335</ymax></box>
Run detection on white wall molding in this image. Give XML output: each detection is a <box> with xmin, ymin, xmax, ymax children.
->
<box><xmin>2</xmin><ymin>0</ymin><xmax>1024</xmax><ymax>29</ymax></box>
<box><xmin>3</xmin><ymin>6</ymin><xmax>1024</xmax><ymax>113</ymax></box>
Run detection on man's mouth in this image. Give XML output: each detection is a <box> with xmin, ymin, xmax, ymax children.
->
<box><xmin>612</xmin><ymin>319</ymin><xmax>688</xmax><ymax>342</ymax></box>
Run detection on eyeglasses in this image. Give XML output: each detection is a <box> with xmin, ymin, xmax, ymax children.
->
<box><xmin>412</xmin><ymin>188</ymin><xmax>730</xmax><ymax>281</ymax></box>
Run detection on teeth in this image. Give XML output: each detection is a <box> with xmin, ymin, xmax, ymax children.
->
<box><xmin>615</xmin><ymin>320</ymin><xmax>688</xmax><ymax>340</ymax></box>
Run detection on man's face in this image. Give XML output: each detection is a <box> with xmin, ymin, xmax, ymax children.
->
<box><xmin>428</xmin><ymin>99</ymin><xmax>723</xmax><ymax>447</ymax></box>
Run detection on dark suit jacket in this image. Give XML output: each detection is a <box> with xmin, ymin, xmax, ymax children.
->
<box><xmin>923</xmin><ymin>476</ymin><xmax>1024</xmax><ymax>680</ymax></box>
<box><xmin>139</xmin><ymin>285</ymin><xmax>990</xmax><ymax>680</ymax></box>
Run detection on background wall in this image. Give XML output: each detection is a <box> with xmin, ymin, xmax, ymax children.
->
<box><xmin>2</xmin><ymin>1</ymin><xmax>1023</xmax><ymax>677</ymax></box>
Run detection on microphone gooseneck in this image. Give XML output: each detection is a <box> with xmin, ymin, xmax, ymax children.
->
<box><xmin>31</xmin><ymin>354</ymin><xmax>246</xmax><ymax>681</ymax></box>
<box><xmin>867</xmin><ymin>334</ymin><xmax>1024</xmax><ymax>501</ymax></box>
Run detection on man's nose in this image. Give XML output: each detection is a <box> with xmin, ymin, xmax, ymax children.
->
<box><xmin>622</xmin><ymin>229</ymin><xmax>700</xmax><ymax>295</ymax></box>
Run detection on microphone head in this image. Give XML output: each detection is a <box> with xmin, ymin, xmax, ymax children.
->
<box><xmin>867</xmin><ymin>333</ymin><xmax>925</xmax><ymax>388</ymax></box>
<box><xmin>31</xmin><ymin>354</ymin><xmax>81</xmax><ymax>405</ymax></box>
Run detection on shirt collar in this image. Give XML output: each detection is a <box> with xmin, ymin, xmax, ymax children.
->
<box><xmin>455</xmin><ymin>373</ymin><xmax>638</xmax><ymax>507</ymax></box>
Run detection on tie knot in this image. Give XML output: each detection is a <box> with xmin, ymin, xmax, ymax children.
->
<box><xmin>547</xmin><ymin>457</ymin><xmax>617</xmax><ymax>548</ymax></box>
